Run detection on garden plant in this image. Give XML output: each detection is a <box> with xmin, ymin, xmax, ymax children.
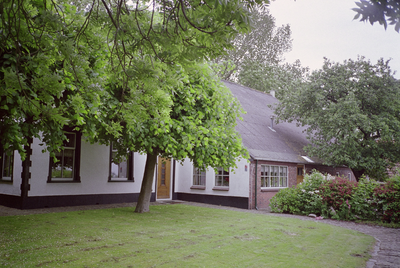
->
<box><xmin>270</xmin><ymin>170</ymin><xmax>400</xmax><ymax>225</ymax></box>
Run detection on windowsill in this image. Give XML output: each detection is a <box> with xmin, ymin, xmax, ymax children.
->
<box><xmin>47</xmin><ymin>180</ymin><xmax>81</xmax><ymax>183</ymax></box>
<box><xmin>190</xmin><ymin>185</ymin><xmax>206</xmax><ymax>190</ymax></box>
<box><xmin>212</xmin><ymin>186</ymin><xmax>229</xmax><ymax>191</ymax></box>
<box><xmin>108</xmin><ymin>180</ymin><xmax>135</xmax><ymax>182</ymax></box>
<box><xmin>261</xmin><ymin>187</ymin><xmax>287</xmax><ymax>192</ymax></box>
<box><xmin>0</xmin><ymin>179</ymin><xmax>13</xmax><ymax>184</ymax></box>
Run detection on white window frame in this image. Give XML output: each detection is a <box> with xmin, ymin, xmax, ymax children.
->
<box><xmin>193</xmin><ymin>166</ymin><xmax>206</xmax><ymax>186</ymax></box>
<box><xmin>215</xmin><ymin>167</ymin><xmax>229</xmax><ymax>187</ymax></box>
<box><xmin>260</xmin><ymin>165</ymin><xmax>288</xmax><ymax>188</ymax></box>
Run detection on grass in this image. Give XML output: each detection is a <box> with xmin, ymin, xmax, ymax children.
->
<box><xmin>0</xmin><ymin>204</ymin><xmax>374</xmax><ymax>267</ymax></box>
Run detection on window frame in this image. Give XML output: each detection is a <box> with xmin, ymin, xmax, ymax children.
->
<box><xmin>0</xmin><ymin>144</ymin><xmax>14</xmax><ymax>183</ymax></box>
<box><xmin>47</xmin><ymin>130</ymin><xmax>81</xmax><ymax>183</ymax></box>
<box><xmin>214</xmin><ymin>167</ymin><xmax>229</xmax><ymax>188</ymax></box>
<box><xmin>192</xmin><ymin>165</ymin><xmax>206</xmax><ymax>188</ymax></box>
<box><xmin>260</xmin><ymin>165</ymin><xmax>288</xmax><ymax>188</ymax></box>
<box><xmin>108</xmin><ymin>143</ymin><xmax>134</xmax><ymax>182</ymax></box>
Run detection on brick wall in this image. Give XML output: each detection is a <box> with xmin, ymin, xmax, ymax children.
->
<box><xmin>249</xmin><ymin>160</ymin><xmax>297</xmax><ymax>209</ymax></box>
<box><xmin>248</xmin><ymin>161</ymin><xmax>355</xmax><ymax>210</ymax></box>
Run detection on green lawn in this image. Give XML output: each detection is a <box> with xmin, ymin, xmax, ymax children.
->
<box><xmin>0</xmin><ymin>204</ymin><xmax>374</xmax><ymax>267</ymax></box>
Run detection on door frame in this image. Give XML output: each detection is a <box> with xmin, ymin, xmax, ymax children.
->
<box><xmin>297</xmin><ymin>164</ymin><xmax>305</xmax><ymax>185</ymax></box>
<box><xmin>156</xmin><ymin>157</ymin><xmax>171</xmax><ymax>200</ymax></box>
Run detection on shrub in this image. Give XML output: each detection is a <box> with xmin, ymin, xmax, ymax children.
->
<box><xmin>296</xmin><ymin>171</ymin><xmax>326</xmax><ymax>215</ymax></box>
<box><xmin>373</xmin><ymin>176</ymin><xmax>400</xmax><ymax>223</ymax></box>
<box><xmin>270</xmin><ymin>170</ymin><xmax>326</xmax><ymax>215</ymax></box>
<box><xmin>269</xmin><ymin>186</ymin><xmax>301</xmax><ymax>214</ymax></box>
<box><xmin>269</xmin><ymin>170</ymin><xmax>400</xmax><ymax>224</ymax></box>
<box><xmin>349</xmin><ymin>177</ymin><xmax>379</xmax><ymax>221</ymax></box>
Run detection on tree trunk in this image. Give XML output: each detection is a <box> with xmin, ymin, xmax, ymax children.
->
<box><xmin>135</xmin><ymin>151</ymin><xmax>158</xmax><ymax>213</ymax></box>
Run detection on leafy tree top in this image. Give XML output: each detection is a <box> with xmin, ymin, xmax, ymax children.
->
<box><xmin>95</xmin><ymin>62</ymin><xmax>248</xmax><ymax>170</ymax></box>
<box><xmin>1</xmin><ymin>0</ymin><xmax>268</xmax><ymax>159</ymax></box>
<box><xmin>353</xmin><ymin>0</ymin><xmax>400</xmax><ymax>32</ymax></box>
<box><xmin>274</xmin><ymin>56</ymin><xmax>400</xmax><ymax>180</ymax></box>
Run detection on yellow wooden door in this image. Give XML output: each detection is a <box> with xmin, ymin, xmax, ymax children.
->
<box><xmin>297</xmin><ymin>165</ymin><xmax>304</xmax><ymax>184</ymax></box>
<box><xmin>157</xmin><ymin>157</ymin><xmax>171</xmax><ymax>199</ymax></box>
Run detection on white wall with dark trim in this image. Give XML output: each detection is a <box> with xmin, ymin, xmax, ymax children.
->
<box><xmin>174</xmin><ymin>157</ymin><xmax>250</xmax><ymax>197</ymax></box>
<box><xmin>27</xmin><ymin>138</ymin><xmax>152</xmax><ymax>197</ymax></box>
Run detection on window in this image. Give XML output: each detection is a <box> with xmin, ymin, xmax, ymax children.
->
<box><xmin>297</xmin><ymin>167</ymin><xmax>303</xmax><ymax>176</ymax></box>
<box><xmin>215</xmin><ymin>167</ymin><xmax>229</xmax><ymax>187</ymax></box>
<box><xmin>48</xmin><ymin>131</ymin><xmax>81</xmax><ymax>182</ymax></box>
<box><xmin>0</xmin><ymin>145</ymin><xmax>13</xmax><ymax>182</ymax></box>
<box><xmin>260</xmin><ymin>165</ymin><xmax>288</xmax><ymax>187</ymax></box>
<box><xmin>109</xmin><ymin>143</ymin><xmax>134</xmax><ymax>181</ymax></box>
<box><xmin>193</xmin><ymin>166</ymin><xmax>206</xmax><ymax>186</ymax></box>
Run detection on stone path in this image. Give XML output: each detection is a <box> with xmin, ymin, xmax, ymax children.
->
<box><xmin>1</xmin><ymin>201</ymin><xmax>399</xmax><ymax>267</ymax></box>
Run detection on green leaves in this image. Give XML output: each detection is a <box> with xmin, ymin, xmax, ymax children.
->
<box><xmin>1</xmin><ymin>0</ymin><xmax>258</xmax><ymax>165</ymax></box>
<box><xmin>275</xmin><ymin>57</ymin><xmax>400</xmax><ymax>180</ymax></box>
<box><xmin>353</xmin><ymin>0</ymin><xmax>400</xmax><ymax>32</ymax></box>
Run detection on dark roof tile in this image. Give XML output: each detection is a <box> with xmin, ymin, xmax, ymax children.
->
<box><xmin>224</xmin><ymin>80</ymin><xmax>320</xmax><ymax>164</ymax></box>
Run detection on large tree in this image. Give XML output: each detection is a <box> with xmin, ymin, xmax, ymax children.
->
<box><xmin>1</xmin><ymin>0</ymin><xmax>266</xmax><ymax>157</ymax></box>
<box><xmin>1</xmin><ymin>0</ymin><xmax>262</xmax><ymax>211</ymax></box>
<box><xmin>133</xmin><ymin>63</ymin><xmax>248</xmax><ymax>212</ymax></box>
<box><xmin>353</xmin><ymin>0</ymin><xmax>400</xmax><ymax>32</ymax></box>
<box><xmin>274</xmin><ymin>57</ymin><xmax>400</xmax><ymax>180</ymax></box>
<box><xmin>0</xmin><ymin>0</ymin><xmax>107</xmax><ymax>158</ymax></box>
<box><xmin>93</xmin><ymin>62</ymin><xmax>248</xmax><ymax>213</ymax></box>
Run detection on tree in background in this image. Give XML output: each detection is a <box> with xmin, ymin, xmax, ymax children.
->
<box><xmin>353</xmin><ymin>0</ymin><xmax>400</xmax><ymax>32</ymax></box>
<box><xmin>212</xmin><ymin>7</ymin><xmax>292</xmax><ymax>90</ymax></box>
<box><xmin>274</xmin><ymin>57</ymin><xmax>400</xmax><ymax>180</ymax></box>
<box><xmin>237</xmin><ymin>59</ymin><xmax>309</xmax><ymax>99</ymax></box>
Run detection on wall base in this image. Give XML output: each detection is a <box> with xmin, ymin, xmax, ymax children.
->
<box><xmin>0</xmin><ymin>193</ymin><xmax>156</xmax><ymax>210</ymax></box>
<box><xmin>176</xmin><ymin>192</ymin><xmax>249</xmax><ymax>209</ymax></box>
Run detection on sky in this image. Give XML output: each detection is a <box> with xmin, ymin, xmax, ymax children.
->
<box><xmin>268</xmin><ymin>0</ymin><xmax>400</xmax><ymax>78</ymax></box>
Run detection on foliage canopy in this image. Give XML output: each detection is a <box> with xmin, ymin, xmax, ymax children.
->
<box><xmin>212</xmin><ymin>7</ymin><xmax>293</xmax><ymax>92</ymax></box>
<box><xmin>353</xmin><ymin>0</ymin><xmax>400</xmax><ymax>32</ymax></box>
<box><xmin>274</xmin><ymin>57</ymin><xmax>400</xmax><ymax>180</ymax></box>
<box><xmin>0</xmin><ymin>0</ymin><xmax>265</xmax><ymax>159</ymax></box>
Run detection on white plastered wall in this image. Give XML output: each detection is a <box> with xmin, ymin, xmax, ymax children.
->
<box><xmin>26</xmin><ymin>137</ymin><xmax>153</xmax><ymax>197</ymax></box>
<box><xmin>174</xmin><ymin>157</ymin><xmax>250</xmax><ymax>197</ymax></box>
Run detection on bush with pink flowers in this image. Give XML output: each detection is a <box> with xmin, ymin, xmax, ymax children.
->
<box><xmin>270</xmin><ymin>170</ymin><xmax>400</xmax><ymax>223</ymax></box>
<box><xmin>372</xmin><ymin>177</ymin><xmax>400</xmax><ymax>223</ymax></box>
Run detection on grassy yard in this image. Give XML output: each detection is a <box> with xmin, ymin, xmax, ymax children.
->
<box><xmin>0</xmin><ymin>204</ymin><xmax>374</xmax><ymax>267</ymax></box>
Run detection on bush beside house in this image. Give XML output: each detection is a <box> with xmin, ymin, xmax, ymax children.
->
<box><xmin>270</xmin><ymin>170</ymin><xmax>400</xmax><ymax>223</ymax></box>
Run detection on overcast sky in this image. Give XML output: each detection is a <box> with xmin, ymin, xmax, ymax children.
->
<box><xmin>268</xmin><ymin>0</ymin><xmax>400</xmax><ymax>78</ymax></box>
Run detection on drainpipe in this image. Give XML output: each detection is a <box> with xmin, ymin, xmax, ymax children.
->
<box><xmin>172</xmin><ymin>159</ymin><xmax>176</xmax><ymax>200</ymax></box>
<box><xmin>255</xmin><ymin>159</ymin><xmax>258</xmax><ymax>210</ymax></box>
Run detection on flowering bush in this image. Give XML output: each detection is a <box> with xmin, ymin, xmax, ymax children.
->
<box><xmin>319</xmin><ymin>177</ymin><xmax>357</xmax><ymax>220</ymax></box>
<box><xmin>296</xmin><ymin>171</ymin><xmax>326</xmax><ymax>215</ymax></box>
<box><xmin>270</xmin><ymin>170</ymin><xmax>325</xmax><ymax>215</ymax></box>
<box><xmin>269</xmin><ymin>170</ymin><xmax>400</xmax><ymax>223</ymax></box>
<box><xmin>373</xmin><ymin>177</ymin><xmax>400</xmax><ymax>223</ymax></box>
